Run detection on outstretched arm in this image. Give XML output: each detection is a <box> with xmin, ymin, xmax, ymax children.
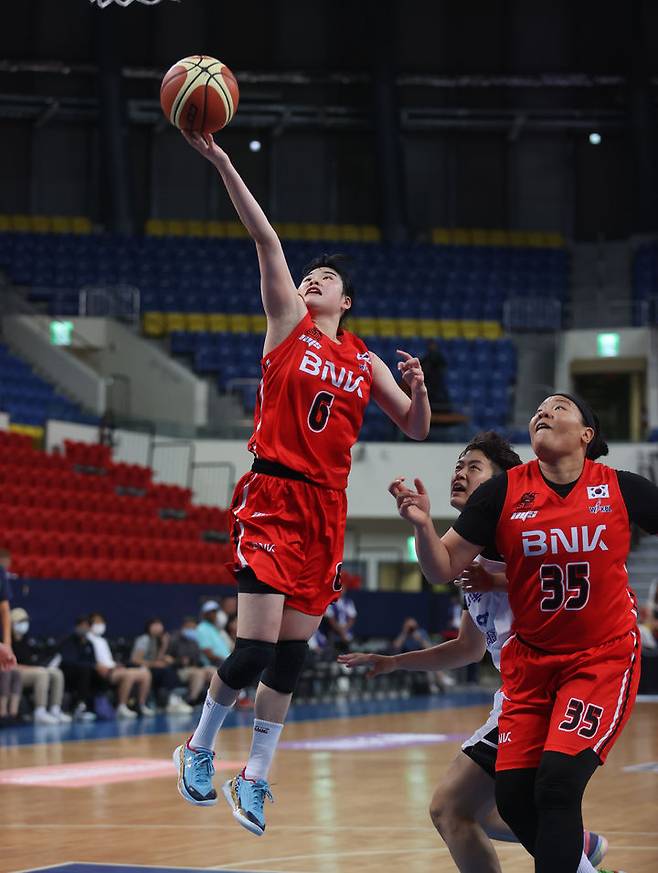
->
<box><xmin>370</xmin><ymin>351</ymin><xmax>430</xmax><ymax>440</ymax></box>
<box><xmin>338</xmin><ymin>612</ymin><xmax>486</xmax><ymax>676</ymax></box>
<box><xmin>389</xmin><ymin>477</ymin><xmax>482</xmax><ymax>582</ymax></box>
<box><xmin>181</xmin><ymin>132</ymin><xmax>305</xmax><ymax>327</ymax></box>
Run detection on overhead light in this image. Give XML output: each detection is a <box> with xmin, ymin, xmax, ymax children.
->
<box><xmin>249</xmin><ymin>139</ymin><xmax>262</xmax><ymax>152</ymax></box>
<box><xmin>589</xmin><ymin>132</ymin><xmax>602</xmax><ymax>145</ymax></box>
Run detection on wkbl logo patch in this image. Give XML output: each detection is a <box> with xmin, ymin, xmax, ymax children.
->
<box><xmin>587</xmin><ymin>485</ymin><xmax>609</xmax><ymax>499</ymax></box>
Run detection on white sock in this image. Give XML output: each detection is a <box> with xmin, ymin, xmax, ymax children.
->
<box><xmin>189</xmin><ymin>693</ymin><xmax>233</xmax><ymax>752</ymax></box>
<box><xmin>34</xmin><ymin>706</ymin><xmax>47</xmax><ymax>717</ymax></box>
<box><xmin>50</xmin><ymin>705</ymin><xmax>62</xmax><ymax>716</ymax></box>
<box><xmin>244</xmin><ymin>719</ymin><xmax>284</xmax><ymax>781</ymax></box>
<box><xmin>576</xmin><ymin>851</ymin><xmax>597</xmax><ymax>873</ymax></box>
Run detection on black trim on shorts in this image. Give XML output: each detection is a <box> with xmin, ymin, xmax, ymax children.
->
<box><xmin>252</xmin><ymin>458</ymin><xmax>314</xmax><ymax>484</ymax></box>
<box><xmin>462</xmin><ymin>726</ymin><xmax>498</xmax><ymax>779</ymax></box>
<box><xmin>236</xmin><ymin>566</ymin><xmax>285</xmax><ymax>596</ymax></box>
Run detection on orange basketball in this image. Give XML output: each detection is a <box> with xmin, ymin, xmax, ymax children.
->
<box><xmin>160</xmin><ymin>55</ymin><xmax>239</xmax><ymax>134</ymax></box>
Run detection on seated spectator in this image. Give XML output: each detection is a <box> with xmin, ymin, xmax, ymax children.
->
<box><xmin>196</xmin><ymin>601</ymin><xmax>232</xmax><ymax>667</ymax></box>
<box><xmin>11</xmin><ymin>607</ymin><xmax>71</xmax><ymax>724</ymax></box>
<box><xmin>87</xmin><ymin>612</ymin><xmax>153</xmax><ymax>719</ymax></box>
<box><xmin>131</xmin><ymin>618</ymin><xmax>192</xmax><ymax>714</ymax></box>
<box><xmin>324</xmin><ymin>590</ymin><xmax>357</xmax><ymax>653</ymax></box>
<box><xmin>58</xmin><ymin>615</ymin><xmax>99</xmax><ymax>722</ymax></box>
<box><xmin>392</xmin><ymin>616</ymin><xmax>455</xmax><ymax>691</ymax></box>
<box><xmin>0</xmin><ymin>664</ymin><xmax>22</xmax><ymax>725</ymax></box>
<box><xmin>167</xmin><ymin>617</ymin><xmax>216</xmax><ymax>705</ymax></box>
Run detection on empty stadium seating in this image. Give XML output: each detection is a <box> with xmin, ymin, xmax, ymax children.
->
<box><xmin>0</xmin><ymin>431</ymin><xmax>234</xmax><ymax>584</ymax></box>
<box><xmin>0</xmin><ymin>343</ymin><xmax>97</xmax><ymax>428</ymax></box>
<box><xmin>633</xmin><ymin>241</ymin><xmax>658</xmax><ymax>325</ymax></box>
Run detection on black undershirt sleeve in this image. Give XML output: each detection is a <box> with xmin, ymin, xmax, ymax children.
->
<box><xmin>451</xmin><ymin>471</ymin><xmax>508</xmax><ymax>554</ymax></box>
<box><xmin>616</xmin><ymin>470</ymin><xmax>658</xmax><ymax>535</ymax></box>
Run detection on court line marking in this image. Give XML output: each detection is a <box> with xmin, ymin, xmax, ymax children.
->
<box><xmin>4</xmin><ymin>823</ymin><xmax>657</xmax><ymax>837</ymax></box>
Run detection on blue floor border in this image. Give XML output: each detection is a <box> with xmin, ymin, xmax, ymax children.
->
<box><xmin>0</xmin><ymin>688</ymin><xmax>494</xmax><ymax>748</ymax></box>
<box><xmin>15</xmin><ymin>865</ymin><xmax>273</xmax><ymax>873</ymax></box>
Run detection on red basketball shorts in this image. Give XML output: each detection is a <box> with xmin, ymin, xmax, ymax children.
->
<box><xmin>496</xmin><ymin>629</ymin><xmax>641</xmax><ymax>770</ymax></box>
<box><xmin>230</xmin><ymin>470</ymin><xmax>347</xmax><ymax>616</ymax></box>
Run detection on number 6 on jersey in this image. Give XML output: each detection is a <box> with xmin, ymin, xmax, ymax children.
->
<box><xmin>308</xmin><ymin>391</ymin><xmax>335</xmax><ymax>433</ymax></box>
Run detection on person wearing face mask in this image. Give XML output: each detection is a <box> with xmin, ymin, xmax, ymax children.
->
<box><xmin>390</xmin><ymin>396</ymin><xmax>657</xmax><ymax>873</ymax></box>
<box><xmin>195</xmin><ymin>601</ymin><xmax>232</xmax><ymax>668</ymax></box>
<box><xmin>167</xmin><ymin>617</ymin><xmax>217</xmax><ymax>706</ymax></box>
<box><xmin>11</xmin><ymin>607</ymin><xmax>71</xmax><ymax>725</ymax></box>
<box><xmin>87</xmin><ymin>611</ymin><xmax>153</xmax><ymax>719</ymax></box>
<box><xmin>131</xmin><ymin>618</ymin><xmax>192</xmax><ymax>714</ymax></box>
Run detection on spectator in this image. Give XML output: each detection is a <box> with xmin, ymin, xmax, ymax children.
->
<box><xmin>167</xmin><ymin>617</ymin><xmax>216</xmax><ymax>705</ymax></box>
<box><xmin>58</xmin><ymin>615</ymin><xmax>99</xmax><ymax>722</ymax></box>
<box><xmin>131</xmin><ymin>618</ymin><xmax>192</xmax><ymax>714</ymax></box>
<box><xmin>11</xmin><ymin>607</ymin><xmax>71</xmax><ymax>724</ymax></box>
<box><xmin>195</xmin><ymin>601</ymin><xmax>232</xmax><ymax>667</ymax></box>
<box><xmin>392</xmin><ymin>616</ymin><xmax>455</xmax><ymax>691</ymax></box>
<box><xmin>324</xmin><ymin>590</ymin><xmax>357</xmax><ymax>653</ymax></box>
<box><xmin>420</xmin><ymin>340</ymin><xmax>451</xmax><ymax>413</ymax></box>
<box><xmin>0</xmin><ymin>547</ymin><xmax>13</xmax><ymax>662</ymax></box>
<box><xmin>0</xmin><ymin>665</ymin><xmax>22</xmax><ymax>725</ymax></box>
<box><xmin>220</xmin><ymin>595</ymin><xmax>237</xmax><ymax>623</ymax></box>
<box><xmin>87</xmin><ymin>611</ymin><xmax>153</xmax><ymax>719</ymax></box>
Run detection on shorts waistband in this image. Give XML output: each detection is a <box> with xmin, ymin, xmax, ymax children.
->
<box><xmin>251</xmin><ymin>458</ymin><xmax>315</xmax><ymax>485</ymax></box>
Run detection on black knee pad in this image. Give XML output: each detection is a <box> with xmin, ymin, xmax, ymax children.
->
<box><xmin>218</xmin><ymin>637</ymin><xmax>276</xmax><ymax>691</ymax></box>
<box><xmin>534</xmin><ymin>750</ymin><xmax>598</xmax><ymax>812</ymax></box>
<box><xmin>260</xmin><ymin>639</ymin><xmax>309</xmax><ymax>695</ymax></box>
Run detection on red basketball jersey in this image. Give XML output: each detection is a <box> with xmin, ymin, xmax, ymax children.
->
<box><xmin>247</xmin><ymin>312</ymin><xmax>372</xmax><ymax>489</ymax></box>
<box><xmin>496</xmin><ymin>459</ymin><xmax>636</xmax><ymax>653</ymax></box>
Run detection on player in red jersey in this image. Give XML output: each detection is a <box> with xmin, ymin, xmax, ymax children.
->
<box><xmin>391</xmin><ymin>394</ymin><xmax>657</xmax><ymax>873</ymax></box>
<box><xmin>173</xmin><ymin>131</ymin><xmax>431</xmax><ymax>835</ymax></box>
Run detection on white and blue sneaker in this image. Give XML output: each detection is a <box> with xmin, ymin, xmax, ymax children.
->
<box><xmin>222</xmin><ymin>768</ymin><xmax>274</xmax><ymax>836</ymax></box>
<box><xmin>173</xmin><ymin>741</ymin><xmax>217</xmax><ymax>806</ymax></box>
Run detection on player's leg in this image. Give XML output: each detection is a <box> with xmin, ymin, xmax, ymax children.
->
<box><xmin>533</xmin><ymin>749</ymin><xmax>600</xmax><ymax>873</ymax></box>
<box><xmin>176</xmin><ymin>591</ymin><xmax>283</xmax><ymax>807</ymax></box>
<box><xmin>223</xmin><ymin>605</ymin><xmax>320</xmax><ymax>836</ymax></box>
<box><xmin>429</xmin><ymin>752</ymin><xmax>503</xmax><ymax>873</ymax></box>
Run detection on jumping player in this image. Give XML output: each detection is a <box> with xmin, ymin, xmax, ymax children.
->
<box><xmin>173</xmin><ymin>131</ymin><xmax>431</xmax><ymax>835</ymax></box>
<box><xmin>341</xmin><ymin>432</ymin><xmax>609</xmax><ymax>873</ymax></box>
<box><xmin>391</xmin><ymin>394</ymin><xmax>657</xmax><ymax>873</ymax></box>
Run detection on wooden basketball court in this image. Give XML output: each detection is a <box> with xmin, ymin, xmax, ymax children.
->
<box><xmin>2</xmin><ymin>695</ymin><xmax>657</xmax><ymax>873</ymax></box>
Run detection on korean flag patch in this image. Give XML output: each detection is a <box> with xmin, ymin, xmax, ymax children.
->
<box><xmin>587</xmin><ymin>484</ymin><xmax>609</xmax><ymax>499</ymax></box>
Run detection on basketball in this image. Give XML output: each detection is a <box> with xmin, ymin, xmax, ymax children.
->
<box><xmin>160</xmin><ymin>54</ymin><xmax>239</xmax><ymax>133</ymax></box>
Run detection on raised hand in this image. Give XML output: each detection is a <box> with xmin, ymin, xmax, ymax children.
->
<box><xmin>389</xmin><ymin>476</ymin><xmax>431</xmax><ymax>527</ymax></box>
<box><xmin>180</xmin><ymin>130</ymin><xmax>226</xmax><ymax>163</ymax></box>
<box><xmin>396</xmin><ymin>350</ymin><xmax>426</xmax><ymax>395</ymax></box>
<box><xmin>337</xmin><ymin>651</ymin><xmax>395</xmax><ymax>678</ymax></box>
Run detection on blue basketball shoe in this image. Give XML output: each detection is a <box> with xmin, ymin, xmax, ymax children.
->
<box><xmin>584</xmin><ymin>831</ymin><xmax>608</xmax><ymax>867</ymax></box>
<box><xmin>173</xmin><ymin>741</ymin><xmax>217</xmax><ymax>806</ymax></box>
<box><xmin>222</xmin><ymin>768</ymin><xmax>274</xmax><ymax>836</ymax></box>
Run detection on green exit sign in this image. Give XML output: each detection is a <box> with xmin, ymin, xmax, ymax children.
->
<box><xmin>597</xmin><ymin>332</ymin><xmax>619</xmax><ymax>357</ymax></box>
<box><xmin>50</xmin><ymin>320</ymin><xmax>74</xmax><ymax>346</ymax></box>
<box><xmin>406</xmin><ymin>535</ymin><xmax>418</xmax><ymax>562</ymax></box>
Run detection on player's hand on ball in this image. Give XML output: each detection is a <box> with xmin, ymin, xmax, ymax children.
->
<box><xmin>337</xmin><ymin>652</ymin><xmax>394</xmax><ymax>678</ymax></box>
<box><xmin>397</xmin><ymin>350</ymin><xmax>426</xmax><ymax>395</ymax></box>
<box><xmin>459</xmin><ymin>562</ymin><xmax>495</xmax><ymax>594</ymax></box>
<box><xmin>389</xmin><ymin>476</ymin><xmax>431</xmax><ymax>527</ymax></box>
<box><xmin>181</xmin><ymin>130</ymin><xmax>226</xmax><ymax>163</ymax></box>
